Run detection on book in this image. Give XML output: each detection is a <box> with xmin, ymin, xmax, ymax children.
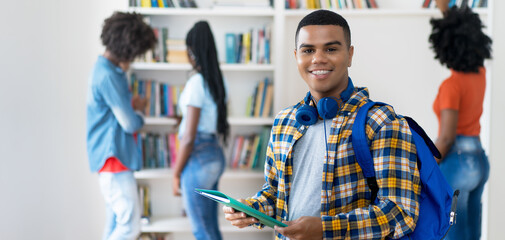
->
<box><xmin>258</xmin><ymin>78</ymin><xmax>269</xmax><ymax>117</ymax></box>
<box><xmin>253</xmin><ymin>80</ymin><xmax>265</xmax><ymax>117</ymax></box>
<box><xmin>262</xmin><ymin>82</ymin><xmax>274</xmax><ymax>117</ymax></box>
<box><xmin>225</xmin><ymin>33</ymin><xmax>237</xmax><ymax>64</ymax></box>
<box><xmin>194</xmin><ymin>189</ymin><xmax>287</xmax><ymax>228</ymax></box>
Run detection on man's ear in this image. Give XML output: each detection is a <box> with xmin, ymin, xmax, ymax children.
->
<box><xmin>348</xmin><ymin>45</ymin><xmax>354</xmax><ymax>67</ymax></box>
<box><xmin>294</xmin><ymin>48</ymin><xmax>297</xmax><ymax>59</ymax></box>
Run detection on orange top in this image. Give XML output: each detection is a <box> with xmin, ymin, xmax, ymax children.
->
<box><xmin>99</xmin><ymin>156</ymin><xmax>129</xmax><ymax>173</ymax></box>
<box><xmin>433</xmin><ymin>67</ymin><xmax>486</xmax><ymax>136</ymax></box>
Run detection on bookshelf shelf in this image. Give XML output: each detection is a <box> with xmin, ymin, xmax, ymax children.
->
<box><xmin>128</xmin><ymin>7</ymin><xmax>275</xmax><ymax>17</ymax></box>
<box><xmin>144</xmin><ymin>117</ymin><xmax>274</xmax><ymax>126</ymax></box>
<box><xmin>228</xmin><ymin>117</ymin><xmax>274</xmax><ymax>126</ymax></box>
<box><xmin>144</xmin><ymin>117</ymin><xmax>178</xmax><ymax>125</ymax></box>
<box><xmin>132</xmin><ymin>62</ymin><xmax>275</xmax><ymax>71</ymax></box>
<box><xmin>134</xmin><ymin>168</ymin><xmax>264</xmax><ymax>180</ymax></box>
<box><xmin>141</xmin><ymin>216</ymin><xmax>273</xmax><ymax>233</ymax></box>
<box><xmin>283</xmin><ymin>7</ymin><xmax>488</xmax><ymax>17</ymax></box>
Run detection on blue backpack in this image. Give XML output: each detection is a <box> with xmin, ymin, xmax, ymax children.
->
<box><xmin>352</xmin><ymin>101</ymin><xmax>459</xmax><ymax>240</ymax></box>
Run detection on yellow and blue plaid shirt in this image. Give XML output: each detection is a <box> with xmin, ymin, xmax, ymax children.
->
<box><xmin>246</xmin><ymin>87</ymin><xmax>421</xmax><ymax>239</ymax></box>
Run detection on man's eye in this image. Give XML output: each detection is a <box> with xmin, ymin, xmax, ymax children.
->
<box><xmin>327</xmin><ymin>48</ymin><xmax>337</xmax><ymax>52</ymax></box>
<box><xmin>302</xmin><ymin>49</ymin><xmax>314</xmax><ymax>54</ymax></box>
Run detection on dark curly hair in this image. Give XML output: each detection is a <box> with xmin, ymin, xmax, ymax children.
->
<box><xmin>186</xmin><ymin>21</ymin><xmax>229</xmax><ymax>144</ymax></box>
<box><xmin>100</xmin><ymin>12</ymin><xmax>157</xmax><ymax>62</ymax></box>
<box><xmin>429</xmin><ymin>6</ymin><xmax>492</xmax><ymax>73</ymax></box>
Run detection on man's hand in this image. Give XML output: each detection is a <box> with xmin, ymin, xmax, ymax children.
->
<box><xmin>274</xmin><ymin>216</ymin><xmax>323</xmax><ymax>240</ymax></box>
<box><xmin>223</xmin><ymin>199</ymin><xmax>258</xmax><ymax>228</ymax></box>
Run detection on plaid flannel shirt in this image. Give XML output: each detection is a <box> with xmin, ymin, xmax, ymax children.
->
<box><xmin>246</xmin><ymin>87</ymin><xmax>421</xmax><ymax>239</ymax></box>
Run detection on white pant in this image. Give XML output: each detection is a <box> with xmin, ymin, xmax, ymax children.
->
<box><xmin>98</xmin><ymin>171</ymin><xmax>140</xmax><ymax>240</ymax></box>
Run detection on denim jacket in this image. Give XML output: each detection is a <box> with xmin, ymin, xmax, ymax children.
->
<box><xmin>86</xmin><ymin>56</ymin><xmax>144</xmax><ymax>172</ymax></box>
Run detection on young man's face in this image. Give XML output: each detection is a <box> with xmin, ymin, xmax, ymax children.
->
<box><xmin>294</xmin><ymin>25</ymin><xmax>354</xmax><ymax>101</ymax></box>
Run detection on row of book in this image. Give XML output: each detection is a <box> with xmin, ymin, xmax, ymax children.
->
<box><xmin>129</xmin><ymin>74</ymin><xmax>184</xmax><ymax>117</ymax></box>
<box><xmin>229</xmin><ymin>127</ymin><xmax>271</xmax><ymax>170</ymax></box>
<box><xmin>138</xmin><ymin>129</ymin><xmax>273</xmax><ymax>171</ymax></box>
<box><xmin>422</xmin><ymin>0</ymin><xmax>488</xmax><ymax>8</ymax></box>
<box><xmin>225</xmin><ymin>26</ymin><xmax>271</xmax><ymax>64</ymax></box>
<box><xmin>285</xmin><ymin>0</ymin><xmax>378</xmax><ymax>9</ymax></box>
<box><xmin>245</xmin><ymin>78</ymin><xmax>274</xmax><ymax>118</ymax></box>
<box><xmin>131</xmin><ymin>0</ymin><xmax>197</xmax><ymax>8</ymax></box>
<box><xmin>135</xmin><ymin>25</ymin><xmax>189</xmax><ymax>64</ymax></box>
<box><xmin>137</xmin><ymin>132</ymin><xmax>179</xmax><ymax>170</ymax></box>
<box><xmin>130</xmin><ymin>0</ymin><xmax>272</xmax><ymax>8</ymax></box>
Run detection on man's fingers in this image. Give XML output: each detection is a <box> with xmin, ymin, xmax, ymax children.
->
<box><xmin>230</xmin><ymin>217</ymin><xmax>258</xmax><ymax>228</ymax></box>
<box><xmin>222</xmin><ymin>205</ymin><xmax>236</xmax><ymax>214</ymax></box>
<box><xmin>274</xmin><ymin>221</ymin><xmax>295</xmax><ymax>238</ymax></box>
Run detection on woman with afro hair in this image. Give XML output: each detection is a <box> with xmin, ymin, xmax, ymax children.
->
<box><xmin>430</xmin><ymin>0</ymin><xmax>492</xmax><ymax>239</ymax></box>
<box><xmin>86</xmin><ymin>12</ymin><xmax>156</xmax><ymax>240</ymax></box>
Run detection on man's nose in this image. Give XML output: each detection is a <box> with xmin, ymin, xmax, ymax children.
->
<box><xmin>312</xmin><ymin>50</ymin><xmax>328</xmax><ymax>64</ymax></box>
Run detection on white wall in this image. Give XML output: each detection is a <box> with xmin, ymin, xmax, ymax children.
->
<box><xmin>0</xmin><ymin>0</ymin><xmax>124</xmax><ymax>239</ymax></box>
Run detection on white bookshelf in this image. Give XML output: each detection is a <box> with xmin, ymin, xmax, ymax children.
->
<box><xmin>130</xmin><ymin>2</ymin><xmax>276</xmax><ymax>239</ymax></box>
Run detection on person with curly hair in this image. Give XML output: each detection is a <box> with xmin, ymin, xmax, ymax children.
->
<box><xmin>171</xmin><ymin>21</ymin><xmax>229</xmax><ymax>240</ymax></box>
<box><xmin>430</xmin><ymin>0</ymin><xmax>492</xmax><ymax>239</ymax></box>
<box><xmin>86</xmin><ymin>11</ymin><xmax>156</xmax><ymax>240</ymax></box>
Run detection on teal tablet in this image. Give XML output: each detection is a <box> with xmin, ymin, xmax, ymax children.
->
<box><xmin>194</xmin><ymin>188</ymin><xmax>287</xmax><ymax>228</ymax></box>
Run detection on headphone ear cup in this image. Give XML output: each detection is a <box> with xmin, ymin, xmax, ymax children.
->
<box><xmin>317</xmin><ymin>97</ymin><xmax>339</xmax><ymax>120</ymax></box>
<box><xmin>296</xmin><ymin>104</ymin><xmax>318</xmax><ymax>125</ymax></box>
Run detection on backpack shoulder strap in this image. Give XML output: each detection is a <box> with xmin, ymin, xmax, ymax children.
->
<box><xmin>403</xmin><ymin>116</ymin><xmax>442</xmax><ymax>159</ymax></box>
<box><xmin>352</xmin><ymin>101</ymin><xmax>387</xmax><ymax>204</ymax></box>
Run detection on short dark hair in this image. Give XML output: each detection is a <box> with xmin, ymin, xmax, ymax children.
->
<box><xmin>295</xmin><ymin>9</ymin><xmax>351</xmax><ymax>48</ymax></box>
<box><xmin>100</xmin><ymin>12</ymin><xmax>157</xmax><ymax>62</ymax></box>
<box><xmin>429</xmin><ymin>7</ymin><xmax>492</xmax><ymax>73</ymax></box>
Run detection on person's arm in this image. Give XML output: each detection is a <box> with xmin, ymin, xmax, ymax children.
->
<box><xmin>435</xmin><ymin>109</ymin><xmax>458</xmax><ymax>163</ymax></box>
<box><xmin>101</xmin><ymin>75</ymin><xmax>145</xmax><ymax>133</ymax></box>
<box><xmin>172</xmin><ymin>105</ymin><xmax>200</xmax><ymax>196</ymax></box>
<box><xmin>435</xmin><ymin>0</ymin><xmax>450</xmax><ymax>14</ymax></box>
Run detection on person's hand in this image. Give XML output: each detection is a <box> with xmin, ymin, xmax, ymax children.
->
<box><xmin>132</xmin><ymin>95</ymin><xmax>147</xmax><ymax>112</ymax></box>
<box><xmin>223</xmin><ymin>199</ymin><xmax>259</xmax><ymax>228</ymax></box>
<box><xmin>435</xmin><ymin>0</ymin><xmax>450</xmax><ymax>13</ymax></box>
<box><xmin>274</xmin><ymin>216</ymin><xmax>323</xmax><ymax>240</ymax></box>
<box><xmin>172</xmin><ymin>175</ymin><xmax>181</xmax><ymax>196</ymax></box>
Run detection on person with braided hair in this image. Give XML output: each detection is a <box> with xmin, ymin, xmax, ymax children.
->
<box><xmin>430</xmin><ymin>0</ymin><xmax>492</xmax><ymax>239</ymax></box>
<box><xmin>171</xmin><ymin>21</ymin><xmax>229</xmax><ymax>240</ymax></box>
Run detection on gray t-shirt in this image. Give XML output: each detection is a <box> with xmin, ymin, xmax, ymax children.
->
<box><xmin>288</xmin><ymin>118</ymin><xmax>332</xmax><ymax>221</ymax></box>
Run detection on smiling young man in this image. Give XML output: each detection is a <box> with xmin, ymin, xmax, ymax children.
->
<box><xmin>223</xmin><ymin>10</ymin><xmax>421</xmax><ymax>240</ymax></box>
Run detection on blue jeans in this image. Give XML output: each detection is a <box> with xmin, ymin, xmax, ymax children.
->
<box><xmin>181</xmin><ymin>133</ymin><xmax>225</xmax><ymax>240</ymax></box>
<box><xmin>439</xmin><ymin>136</ymin><xmax>489</xmax><ymax>240</ymax></box>
<box><xmin>98</xmin><ymin>171</ymin><xmax>140</xmax><ymax>240</ymax></box>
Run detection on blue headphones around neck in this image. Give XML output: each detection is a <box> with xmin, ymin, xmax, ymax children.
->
<box><xmin>295</xmin><ymin>78</ymin><xmax>354</xmax><ymax>126</ymax></box>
